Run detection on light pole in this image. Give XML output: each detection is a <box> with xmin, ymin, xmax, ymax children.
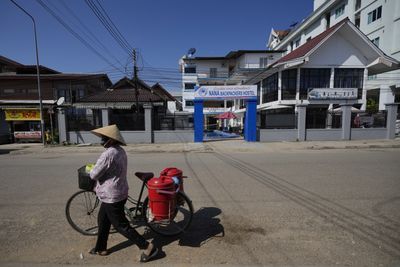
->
<box><xmin>10</xmin><ymin>0</ymin><xmax>45</xmax><ymax>145</ymax></box>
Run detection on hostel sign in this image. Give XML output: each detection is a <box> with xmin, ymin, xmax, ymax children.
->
<box><xmin>308</xmin><ymin>88</ymin><xmax>358</xmax><ymax>100</ymax></box>
<box><xmin>194</xmin><ymin>85</ymin><xmax>257</xmax><ymax>100</ymax></box>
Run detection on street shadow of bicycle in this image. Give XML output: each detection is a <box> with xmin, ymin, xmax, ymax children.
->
<box><xmin>107</xmin><ymin>207</ymin><xmax>224</xmax><ymax>259</ymax></box>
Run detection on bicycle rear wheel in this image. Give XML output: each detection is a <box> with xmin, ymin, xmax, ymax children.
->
<box><xmin>143</xmin><ymin>191</ymin><xmax>193</xmax><ymax>236</ymax></box>
<box><xmin>65</xmin><ymin>190</ymin><xmax>99</xmax><ymax>236</ymax></box>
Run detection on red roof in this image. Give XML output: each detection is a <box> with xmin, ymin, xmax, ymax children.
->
<box><xmin>275</xmin><ymin>18</ymin><xmax>348</xmax><ymax>65</ymax></box>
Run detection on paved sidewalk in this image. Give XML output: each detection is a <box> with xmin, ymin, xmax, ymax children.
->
<box><xmin>1</xmin><ymin>137</ymin><xmax>399</xmax><ymax>155</ymax></box>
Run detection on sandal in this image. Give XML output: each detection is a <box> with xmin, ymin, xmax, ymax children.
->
<box><xmin>89</xmin><ymin>248</ymin><xmax>109</xmax><ymax>256</ymax></box>
<box><xmin>140</xmin><ymin>243</ymin><xmax>159</xmax><ymax>263</ymax></box>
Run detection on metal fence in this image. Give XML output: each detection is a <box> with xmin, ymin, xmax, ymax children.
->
<box><xmin>153</xmin><ymin>113</ymin><xmax>194</xmax><ymax>130</ymax></box>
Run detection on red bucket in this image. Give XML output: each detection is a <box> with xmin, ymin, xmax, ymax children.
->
<box><xmin>147</xmin><ymin>176</ymin><xmax>176</xmax><ymax>221</ymax></box>
<box><xmin>160</xmin><ymin>167</ymin><xmax>184</xmax><ymax>192</ymax></box>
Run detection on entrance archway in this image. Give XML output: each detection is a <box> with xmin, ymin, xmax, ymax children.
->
<box><xmin>193</xmin><ymin>85</ymin><xmax>257</xmax><ymax>142</ymax></box>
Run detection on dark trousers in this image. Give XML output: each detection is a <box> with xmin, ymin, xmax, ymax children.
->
<box><xmin>95</xmin><ymin>199</ymin><xmax>147</xmax><ymax>251</ymax></box>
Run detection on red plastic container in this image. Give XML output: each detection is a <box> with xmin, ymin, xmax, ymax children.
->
<box><xmin>160</xmin><ymin>167</ymin><xmax>184</xmax><ymax>192</ymax></box>
<box><xmin>147</xmin><ymin>176</ymin><xmax>176</xmax><ymax>221</ymax></box>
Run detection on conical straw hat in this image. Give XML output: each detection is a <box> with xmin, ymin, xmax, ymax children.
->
<box><xmin>91</xmin><ymin>124</ymin><xmax>126</xmax><ymax>145</ymax></box>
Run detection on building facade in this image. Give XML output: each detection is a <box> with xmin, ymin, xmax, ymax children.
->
<box><xmin>179</xmin><ymin>50</ymin><xmax>283</xmax><ymax>130</ymax></box>
<box><xmin>0</xmin><ymin>55</ymin><xmax>111</xmax><ymax>144</ymax></box>
<box><xmin>267</xmin><ymin>0</ymin><xmax>400</xmax><ymax>111</ymax></box>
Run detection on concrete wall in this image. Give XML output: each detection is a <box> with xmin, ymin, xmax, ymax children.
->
<box><xmin>306</xmin><ymin>129</ymin><xmax>342</xmax><ymax>141</ymax></box>
<box><xmin>259</xmin><ymin>129</ymin><xmax>297</xmax><ymax>142</ymax></box>
<box><xmin>68</xmin><ymin>130</ymin><xmax>194</xmax><ymax>144</ymax></box>
<box><xmin>154</xmin><ymin>130</ymin><xmax>194</xmax><ymax>143</ymax></box>
<box><xmin>68</xmin><ymin>131</ymin><xmax>101</xmax><ymax>144</ymax></box>
<box><xmin>351</xmin><ymin>128</ymin><xmax>387</xmax><ymax>140</ymax></box>
<box><xmin>260</xmin><ymin>128</ymin><xmax>388</xmax><ymax>142</ymax></box>
<box><xmin>68</xmin><ymin>131</ymin><xmax>148</xmax><ymax>144</ymax></box>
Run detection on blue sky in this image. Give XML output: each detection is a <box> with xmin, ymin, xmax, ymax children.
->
<box><xmin>0</xmin><ymin>0</ymin><xmax>313</xmax><ymax>93</ymax></box>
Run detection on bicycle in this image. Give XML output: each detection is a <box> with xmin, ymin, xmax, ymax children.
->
<box><xmin>65</xmin><ymin>171</ymin><xmax>194</xmax><ymax>236</ymax></box>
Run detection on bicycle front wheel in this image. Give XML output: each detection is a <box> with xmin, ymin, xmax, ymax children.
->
<box><xmin>65</xmin><ymin>190</ymin><xmax>99</xmax><ymax>236</ymax></box>
<box><xmin>143</xmin><ymin>191</ymin><xmax>194</xmax><ymax>236</ymax></box>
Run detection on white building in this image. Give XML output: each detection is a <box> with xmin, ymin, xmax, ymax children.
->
<box><xmin>179</xmin><ymin>50</ymin><xmax>283</xmax><ymax>129</ymax></box>
<box><xmin>267</xmin><ymin>0</ymin><xmax>400</xmax><ymax>111</ymax></box>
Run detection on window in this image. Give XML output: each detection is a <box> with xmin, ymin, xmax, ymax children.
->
<box><xmin>335</xmin><ymin>5</ymin><xmax>345</xmax><ymax>18</ymax></box>
<box><xmin>371</xmin><ymin>37</ymin><xmax>380</xmax><ymax>47</ymax></box>
<box><xmin>256</xmin><ymin>82</ymin><xmax>261</xmax><ymax>105</ymax></box>
<box><xmin>184</xmin><ymin>83</ymin><xmax>196</xmax><ymax>90</ymax></box>
<box><xmin>281</xmin><ymin>69</ymin><xmax>297</xmax><ymax>100</ymax></box>
<box><xmin>355</xmin><ymin>0</ymin><xmax>361</xmax><ymax>11</ymax></box>
<box><xmin>259</xmin><ymin>57</ymin><xmax>268</xmax><ymax>68</ymax></box>
<box><xmin>326</xmin><ymin>13</ymin><xmax>331</xmax><ymax>29</ymax></box>
<box><xmin>184</xmin><ymin>66</ymin><xmax>196</xmax><ymax>73</ymax></box>
<box><xmin>300</xmin><ymin>68</ymin><xmax>331</xmax><ymax>99</ymax></box>
<box><xmin>355</xmin><ymin>14</ymin><xmax>360</xmax><ymax>27</ymax></box>
<box><xmin>334</xmin><ymin>68</ymin><xmax>364</xmax><ymax>98</ymax></box>
<box><xmin>185</xmin><ymin>100</ymin><xmax>194</xmax><ymax>107</ymax></box>
<box><xmin>368</xmin><ymin>6</ymin><xmax>382</xmax><ymax>24</ymax></box>
<box><xmin>295</xmin><ymin>39</ymin><xmax>300</xmax><ymax>48</ymax></box>
<box><xmin>210</xmin><ymin>68</ymin><xmax>217</xmax><ymax>78</ymax></box>
<box><xmin>262</xmin><ymin>73</ymin><xmax>278</xmax><ymax>103</ymax></box>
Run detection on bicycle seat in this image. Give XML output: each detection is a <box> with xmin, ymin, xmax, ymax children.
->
<box><xmin>135</xmin><ymin>172</ymin><xmax>154</xmax><ymax>182</ymax></box>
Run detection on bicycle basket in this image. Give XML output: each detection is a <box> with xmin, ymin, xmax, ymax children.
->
<box><xmin>78</xmin><ymin>166</ymin><xmax>95</xmax><ymax>191</ymax></box>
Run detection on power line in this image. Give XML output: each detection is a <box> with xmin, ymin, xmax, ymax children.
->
<box><xmin>85</xmin><ymin>0</ymin><xmax>133</xmax><ymax>58</ymax></box>
<box><xmin>56</xmin><ymin>0</ymin><xmax>126</xmax><ymax>72</ymax></box>
<box><xmin>35</xmin><ymin>0</ymin><xmax>126</xmax><ymax>76</ymax></box>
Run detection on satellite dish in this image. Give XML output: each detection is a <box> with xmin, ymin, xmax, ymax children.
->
<box><xmin>56</xmin><ymin>97</ymin><xmax>65</xmax><ymax>106</ymax></box>
<box><xmin>187</xmin><ymin>48</ymin><xmax>196</xmax><ymax>57</ymax></box>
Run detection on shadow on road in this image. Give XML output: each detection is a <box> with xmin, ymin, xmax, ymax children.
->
<box><xmin>0</xmin><ymin>149</ymin><xmax>17</xmax><ymax>155</ymax></box>
<box><xmin>107</xmin><ymin>207</ymin><xmax>224</xmax><ymax>259</ymax></box>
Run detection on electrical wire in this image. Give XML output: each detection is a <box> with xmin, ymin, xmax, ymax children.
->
<box><xmin>85</xmin><ymin>0</ymin><xmax>133</xmax><ymax>58</ymax></box>
<box><xmin>57</xmin><ymin>0</ymin><xmax>126</xmax><ymax>72</ymax></box>
<box><xmin>35</xmin><ymin>0</ymin><xmax>126</xmax><ymax>76</ymax></box>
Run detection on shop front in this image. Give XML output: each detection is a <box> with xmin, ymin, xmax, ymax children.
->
<box><xmin>4</xmin><ymin>108</ymin><xmax>42</xmax><ymax>142</ymax></box>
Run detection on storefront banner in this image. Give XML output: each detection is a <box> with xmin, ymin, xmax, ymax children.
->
<box><xmin>14</xmin><ymin>131</ymin><xmax>41</xmax><ymax>139</ymax></box>
<box><xmin>5</xmin><ymin>109</ymin><xmax>40</xmax><ymax>121</ymax></box>
<box><xmin>194</xmin><ymin>85</ymin><xmax>257</xmax><ymax>100</ymax></box>
<box><xmin>308</xmin><ymin>88</ymin><xmax>358</xmax><ymax>100</ymax></box>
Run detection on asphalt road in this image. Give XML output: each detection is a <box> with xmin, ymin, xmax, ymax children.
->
<box><xmin>0</xmin><ymin>145</ymin><xmax>399</xmax><ymax>266</ymax></box>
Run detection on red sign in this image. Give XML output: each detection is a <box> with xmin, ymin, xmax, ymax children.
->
<box><xmin>14</xmin><ymin>131</ymin><xmax>41</xmax><ymax>139</ymax></box>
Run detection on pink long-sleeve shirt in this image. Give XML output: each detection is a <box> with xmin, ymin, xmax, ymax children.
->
<box><xmin>90</xmin><ymin>145</ymin><xmax>129</xmax><ymax>203</ymax></box>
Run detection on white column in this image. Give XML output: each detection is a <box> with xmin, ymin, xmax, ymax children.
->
<box><xmin>144</xmin><ymin>104</ymin><xmax>153</xmax><ymax>143</ymax></box>
<box><xmin>296</xmin><ymin>104</ymin><xmax>308</xmax><ymax>141</ymax></box>
<box><xmin>330</xmin><ymin>67</ymin><xmax>335</xmax><ymax>88</ymax></box>
<box><xmin>278</xmin><ymin>70</ymin><xmax>282</xmax><ymax>101</ymax></box>
<box><xmin>101</xmin><ymin>108</ymin><xmax>109</xmax><ymax>126</ymax></box>
<box><xmin>385</xmin><ymin>103</ymin><xmax>399</xmax><ymax>139</ymax></box>
<box><xmin>296</xmin><ymin>67</ymin><xmax>301</xmax><ymax>100</ymax></box>
<box><xmin>341</xmin><ymin>104</ymin><xmax>352</xmax><ymax>140</ymax></box>
<box><xmin>361</xmin><ymin>68</ymin><xmax>368</xmax><ymax>110</ymax></box>
<box><xmin>57</xmin><ymin>108</ymin><xmax>67</xmax><ymax>144</ymax></box>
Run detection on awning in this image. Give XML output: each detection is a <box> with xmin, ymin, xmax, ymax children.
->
<box><xmin>74</xmin><ymin>102</ymin><xmax>134</xmax><ymax>109</ymax></box>
<box><xmin>0</xmin><ymin>100</ymin><xmax>57</xmax><ymax>104</ymax></box>
<box><xmin>367</xmin><ymin>57</ymin><xmax>399</xmax><ymax>75</ymax></box>
<box><xmin>330</xmin><ymin>106</ymin><xmax>361</xmax><ymax>113</ymax></box>
<box><xmin>260</xmin><ymin>104</ymin><xmax>292</xmax><ymax>110</ymax></box>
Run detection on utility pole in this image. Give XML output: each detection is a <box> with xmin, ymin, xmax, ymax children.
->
<box><xmin>10</xmin><ymin>0</ymin><xmax>45</xmax><ymax>145</ymax></box>
<box><xmin>133</xmin><ymin>49</ymin><xmax>139</xmax><ymax>114</ymax></box>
